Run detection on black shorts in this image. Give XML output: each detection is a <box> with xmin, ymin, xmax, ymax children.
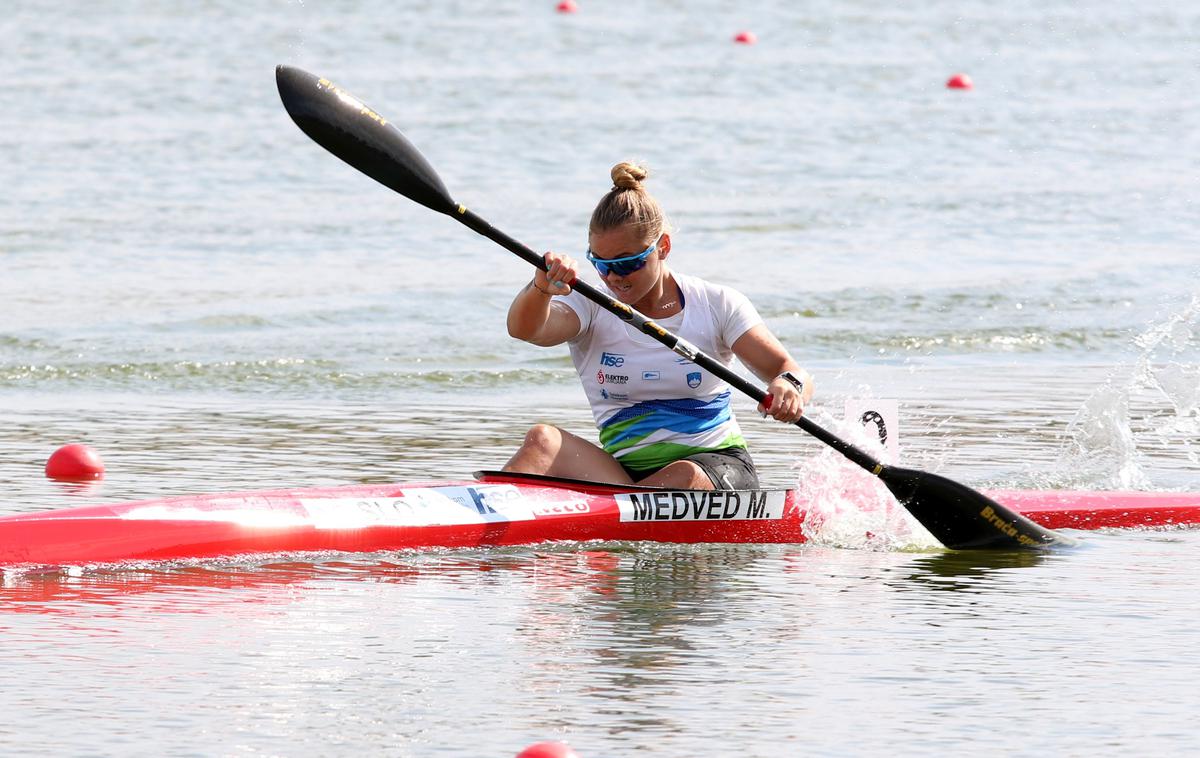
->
<box><xmin>620</xmin><ymin>446</ymin><xmax>760</xmax><ymax>490</ymax></box>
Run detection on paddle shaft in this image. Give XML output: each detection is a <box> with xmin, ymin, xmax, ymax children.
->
<box><xmin>456</xmin><ymin>207</ymin><xmax>885</xmax><ymax>475</ymax></box>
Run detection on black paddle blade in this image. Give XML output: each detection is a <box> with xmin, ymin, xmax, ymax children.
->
<box><xmin>879</xmin><ymin>466</ymin><xmax>1078</xmax><ymax>549</ymax></box>
<box><xmin>275</xmin><ymin>65</ymin><xmax>455</xmax><ymax>215</ymax></box>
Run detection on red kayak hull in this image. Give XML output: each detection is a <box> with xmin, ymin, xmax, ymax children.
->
<box><xmin>986</xmin><ymin>489</ymin><xmax>1200</xmax><ymax>531</ymax></box>
<box><xmin>2</xmin><ymin>476</ymin><xmax>1199</xmax><ymax>566</ymax></box>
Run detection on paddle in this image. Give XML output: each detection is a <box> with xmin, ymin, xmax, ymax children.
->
<box><xmin>275</xmin><ymin>64</ymin><xmax>1076</xmax><ymax>550</ymax></box>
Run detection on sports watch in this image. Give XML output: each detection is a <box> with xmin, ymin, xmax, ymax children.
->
<box><xmin>777</xmin><ymin>371</ymin><xmax>804</xmax><ymax>393</ymax></box>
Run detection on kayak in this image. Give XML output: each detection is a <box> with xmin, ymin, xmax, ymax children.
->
<box><xmin>2</xmin><ymin>470</ymin><xmax>1199</xmax><ymax>567</ymax></box>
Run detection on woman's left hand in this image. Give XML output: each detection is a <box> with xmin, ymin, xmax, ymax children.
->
<box><xmin>758</xmin><ymin>375</ymin><xmax>807</xmax><ymax>423</ymax></box>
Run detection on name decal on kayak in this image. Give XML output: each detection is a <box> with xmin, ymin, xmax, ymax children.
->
<box><xmin>615</xmin><ymin>490</ymin><xmax>786</xmax><ymax>522</ymax></box>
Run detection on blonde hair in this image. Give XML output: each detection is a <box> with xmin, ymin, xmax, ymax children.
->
<box><xmin>589</xmin><ymin>161</ymin><xmax>671</xmax><ymax>241</ymax></box>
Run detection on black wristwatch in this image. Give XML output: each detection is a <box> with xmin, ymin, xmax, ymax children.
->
<box><xmin>778</xmin><ymin>371</ymin><xmax>804</xmax><ymax>392</ymax></box>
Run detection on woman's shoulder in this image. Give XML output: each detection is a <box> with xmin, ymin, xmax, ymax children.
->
<box><xmin>676</xmin><ymin>272</ymin><xmax>762</xmax><ymax>347</ymax></box>
<box><xmin>675</xmin><ymin>271</ymin><xmax>752</xmax><ymax>308</ymax></box>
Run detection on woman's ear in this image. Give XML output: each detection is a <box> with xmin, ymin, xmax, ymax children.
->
<box><xmin>658</xmin><ymin>233</ymin><xmax>672</xmax><ymax>259</ymax></box>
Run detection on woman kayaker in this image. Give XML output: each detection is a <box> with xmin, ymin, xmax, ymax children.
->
<box><xmin>504</xmin><ymin>162</ymin><xmax>813</xmax><ymax>489</ymax></box>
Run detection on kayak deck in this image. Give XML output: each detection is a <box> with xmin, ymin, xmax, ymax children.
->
<box><xmin>1</xmin><ymin>472</ymin><xmax>1198</xmax><ymax>567</ymax></box>
<box><xmin>989</xmin><ymin>489</ymin><xmax>1200</xmax><ymax>531</ymax></box>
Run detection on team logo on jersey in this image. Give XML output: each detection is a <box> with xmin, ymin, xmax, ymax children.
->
<box><xmin>687</xmin><ymin>371</ymin><xmax>702</xmax><ymax>388</ymax></box>
<box><xmin>600</xmin><ymin>352</ymin><xmax>625</xmax><ymax>367</ymax></box>
<box><xmin>597</xmin><ymin>370</ymin><xmax>605</xmax><ymax>384</ymax></box>
<box><xmin>642</xmin><ymin>371</ymin><xmax>661</xmax><ymax>381</ymax></box>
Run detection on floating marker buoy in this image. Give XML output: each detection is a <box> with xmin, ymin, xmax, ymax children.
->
<box><xmin>946</xmin><ymin>73</ymin><xmax>973</xmax><ymax>90</ymax></box>
<box><xmin>555</xmin><ymin>0</ymin><xmax>577</xmax><ymax>12</ymax></box>
<box><xmin>733</xmin><ymin>30</ymin><xmax>757</xmax><ymax>45</ymax></box>
<box><xmin>517</xmin><ymin>742</ymin><xmax>579</xmax><ymax>758</ymax></box>
<box><xmin>45</xmin><ymin>444</ymin><xmax>105</xmax><ymax>482</ymax></box>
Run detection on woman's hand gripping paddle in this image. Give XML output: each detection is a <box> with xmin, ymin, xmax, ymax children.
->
<box><xmin>275</xmin><ymin>65</ymin><xmax>1077</xmax><ymax>550</ymax></box>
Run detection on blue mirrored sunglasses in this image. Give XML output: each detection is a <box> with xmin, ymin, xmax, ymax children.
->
<box><xmin>586</xmin><ymin>236</ymin><xmax>661</xmax><ymax>277</ymax></box>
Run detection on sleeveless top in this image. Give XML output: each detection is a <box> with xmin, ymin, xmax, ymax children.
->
<box><xmin>557</xmin><ymin>270</ymin><xmax>763</xmax><ymax>474</ymax></box>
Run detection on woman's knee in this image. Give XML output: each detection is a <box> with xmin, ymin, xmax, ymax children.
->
<box><xmin>521</xmin><ymin>424</ymin><xmax>563</xmax><ymax>454</ymax></box>
<box><xmin>641</xmin><ymin>460</ymin><xmax>714</xmax><ymax>490</ymax></box>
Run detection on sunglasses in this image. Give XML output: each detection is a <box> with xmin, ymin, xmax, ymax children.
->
<box><xmin>586</xmin><ymin>235</ymin><xmax>662</xmax><ymax>277</ymax></box>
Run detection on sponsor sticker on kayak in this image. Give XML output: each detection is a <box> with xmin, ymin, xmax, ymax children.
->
<box><xmin>615</xmin><ymin>490</ymin><xmax>786</xmax><ymax>522</ymax></box>
<box><xmin>299</xmin><ymin>485</ymin><xmax>539</xmax><ymax>528</ymax></box>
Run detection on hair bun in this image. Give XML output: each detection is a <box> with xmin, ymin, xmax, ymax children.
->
<box><xmin>610</xmin><ymin>161</ymin><xmax>648</xmax><ymax>191</ymax></box>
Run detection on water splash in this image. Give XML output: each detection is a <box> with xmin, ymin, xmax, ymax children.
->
<box><xmin>792</xmin><ymin>412</ymin><xmax>941</xmax><ymax>552</ymax></box>
<box><xmin>1134</xmin><ymin>305</ymin><xmax>1200</xmax><ymax>431</ymax></box>
<box><xmin>1061</xmin><ymin>383</ymin><xmax>1148</xmax><ymax>489</ymax></box>
<box><xmin>1055</xmin><ymin>295</ymin><xmax>1200</xmax><ymax>489</ymax></box>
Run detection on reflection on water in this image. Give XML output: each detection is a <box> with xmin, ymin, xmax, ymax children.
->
<box><xmin>887</xmin><ymin>547</ymin><xmax>1054</xmax><ymax>593</ymax></box>
<box><xmin>0</xmin><ymin>558</ymin><xmax>435</xmax><ymax>615</ymax></box>
<box><xmin>2</xmin><ymin>533</ymin><xmax>1199</xmax><ymax>754</ymax></box>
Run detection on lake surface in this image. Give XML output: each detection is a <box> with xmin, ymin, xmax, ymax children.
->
<box><xmin>2</xmin><ymin>1</ymin><xmax>1198</xmax><ymax>755</ymax></box>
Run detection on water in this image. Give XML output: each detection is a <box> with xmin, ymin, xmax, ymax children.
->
<box><xmin>2</xmin><ymin>1</ymin><xmax>1199</xmax><ymax>754</ymax></box>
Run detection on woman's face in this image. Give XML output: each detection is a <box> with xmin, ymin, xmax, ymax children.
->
<box><xmin>587</xmin><ymin>225</ymin><xmax>667</xmax><ymax>304</ymax></box>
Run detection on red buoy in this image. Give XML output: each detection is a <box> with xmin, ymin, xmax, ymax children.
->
<box><xmin>946</xmin><ymin>73</ymin><xmax>973</xmax><ymax>90</ymax></box>
<box><xmin>517</xmin><ymin>742</ymin><xmax>579</xmax><ymax>758</ymax></box>
<box><xmin>555</xmin><ymin>0</ymin><xmax>577</xmax><ymax>12</ymax></box>
<box><xmin>45</xmin><ymin>444</ymin><xmax>105</xmax><ymax>482</ymax></box>
<box><xmin>733</xmin><ymin>30</ymin><xmax>757</xmax><ymax>45</ymax></box>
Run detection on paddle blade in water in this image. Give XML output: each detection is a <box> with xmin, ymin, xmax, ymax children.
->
<box><xmin>275</xmin><ymin>65</ymin><xmax>455</xmax><ymax>215</ymax></box>
<box><xmin>879</xmin><ymin>466</ymin><xmax>1077</xmax><ymax>549</ymax></box>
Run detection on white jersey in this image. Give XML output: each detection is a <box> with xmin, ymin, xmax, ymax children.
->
<box><xmin>558</xmin><ymin>270</ymin><xmax>763</xmax><ymax>474</ymax></box>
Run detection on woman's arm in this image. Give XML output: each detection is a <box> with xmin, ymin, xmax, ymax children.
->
<box><xmin>507</xmin><ymin>252</ymin><xmax>582</xmax><ymax>346</ymax></box>
<box><xmin>731</xmin><ymin>324</ymin><xmax>813</xmax><ymax>422</ymax></box>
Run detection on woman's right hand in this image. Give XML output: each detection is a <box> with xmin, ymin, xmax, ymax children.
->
<box><xmin>510</xmin><ymin>251</ymin><xmax>584</xmax><ymax>345</ymax></box>
<box><xmin>534</xmin><ymin>251</ymin><xmax>579</xmax><ymax>296</ymax></box>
